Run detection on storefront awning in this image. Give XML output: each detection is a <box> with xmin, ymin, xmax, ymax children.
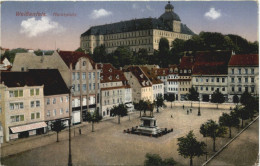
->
<box><xmin>126</xmin><ymin>103</ymin><xmax>134</xmax><ymax>108</ymax></box>
<box><xmin>10</xmin><ymin>122</ymin><xmax>47</xmax><ymax>133</ymax></box>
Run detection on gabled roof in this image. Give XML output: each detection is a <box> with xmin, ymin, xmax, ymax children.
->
<box><xmin>97</xmin><ymin>63</ymin><xmax>128</xmax><ymax>84</ymax></box>
<box><xmin>153</xmin><ymin>68</ymin><xmax>169</xmax><ymax>76</ymax></box>
<box><xmin>192</xmin><ymin>51</ymin><xmax>232</xmax><ymax>75</ymax></box>
<box><xmin>140</xmin><ymin>67</ymin><xmax>163</xmax><ymax>85</ymax></box>
<box><xmin>228</xmin><ymin>54</ymin><xmax>258</xmax><ymax>67</ymax></box>
<box><xmin>58</xmin><ymin>51</ymin><xmax>95</xmax><ymax>69</ymax></box>
<box><xmin>125</xmin><ymin>66</ymin><xmax>152</xmax><ymax>87</ymax></box>
<box><xmin>1</xmin><ymin>69</ymin><xmax>69</xmax><ymax>96</ymax></box>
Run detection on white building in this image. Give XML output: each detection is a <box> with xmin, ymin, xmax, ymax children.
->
<box><xmin>228</xmin><ymin>54</ymin><xmax>259</xmax><ymax>101</ymax></box>
<box><xmin>192</xmin><ymin>51</ymin><xmax>231</xmax><ymax>102</ymax></box>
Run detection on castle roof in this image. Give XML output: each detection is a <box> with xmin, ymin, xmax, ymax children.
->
<box><xmin>81</xmin><ymin>18</ymin><xmax>194</xmax><ymax>37</ymax></box>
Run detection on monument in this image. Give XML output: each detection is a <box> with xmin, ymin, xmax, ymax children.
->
<box><xmin>137</xmin><ymin>116</ymin><xmax>162</xmax><ymax>135</ymax></box>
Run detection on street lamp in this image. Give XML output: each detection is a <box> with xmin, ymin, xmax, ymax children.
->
<box><xmin>68</xmin><ymin>86</ymin><xmax>73</xmax><ymax>166</ymax></box>
<box><xmin>198</xmin><ymin>97</ymin><xmax>201</xmax><ymax>116</ymax></box>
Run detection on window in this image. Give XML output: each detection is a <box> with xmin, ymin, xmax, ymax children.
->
<box><xmin>231</xmin><ymin>69</ymin><xmax>234</xmax><ymax>74</ymax></box>
<box><xmin>60</xmin><ymin>108</ymin><xmax>63</xmax><ymax>115</ymax></box>
<box><xmin>19</xmin><ymin>90</ymin><xmax>23</xmax><ymax>97</ymax></box>
<box><xmin>245</xmin><ymin>87</ymin><xmax>248</xmax><ymax>92</ymax></box>
<box><xmin>36</xmin><ymin>101</ymin><xmax>40</xmax><ymax>107</ymax></box>
<box><xmin>196</xmin><ymin>78</ymin><xmax>198</xmax><ymax>82</ymax></box>
<box><xmin>200</xmin><ymin>86</ymin><xmax>203</xmax><ymax>90</ymax></box>
<box><xmin>222</xmin><ymin>78</ymin><xmax>225</xmax><ymax>83</ymax></box>
<box><xmin>211</xmin><ymin>78</ymin><xmax>214</xmax><ymax>82</ymax></box>
<box><xmin>251</xmin><ymin>77</ymin><xmax>254</xmax><ymax>83</ymax></box>
<box><xmin>36</xmin><ymin>89</ymin><xmax>39</xmax><ymax>95</ymax></box>
<box><xmin>89</xmin><ymin>72</ymin><xmax>91</xmax><ymax>79</ymax></box>
<box><xmin>47</xmin><ymin>98</ymin><xmax>50</xmax><ymax>105</ymax></box>
<box><xmin>31</xmin><ymin>113</ymin><xmax>35</xmax><ymax>120</ymax></box>
<box><xmin>53</xmin><ymin>109</ymin><xmax>57</xmax><ymax>116</ymax></box>
<box><xmin>77</xmin><ymin>72</ymin><xmax>80</xmax><ymax>80</ymax></box>
<box><xmin>251</xmin><ymin>86</ymin><xmax>255</xmax><ymax>93</ymax></box>
<box><xmin>31</xmin><ymin>101</ymin><xmax>35</xmax><ymax>108</ymax></box>
<box><xmin>238</xmin><ymin>78</ymin><xmax>241</xmax><ymax>83</ymax></box>
<box><xmin>20</xmin><ymin>115</ymin><xmax>24</xmax><ymax>121</ymax></box>
<box><xmin>251</xmin><ymin>69</ymin><xmax>254</xmax><ymax>74</ymax></box>
<box><xmin>206</xmin><ymin>87</ymin><xmax>208</xmax><ymax>91</ymax></box>
<box><xmin>10</xmin><ymin>103</ymin><xmax>14</xmax><ymax>110</ymax></box>
<box><xmin>89</xmin><ymin>83</ymin><xmax>92</xmax><ymax>90</ymax></box>
<box><xmin>93</xmin><ymin>83</ymin><xmax>95</xmax><ymax>90</ymax></box>
<box><xmin>47</xmin><ymin>111</ymin><xmax>50</xmax><ymax>117</ymax></box>
<box><xmin>53</xmin><ymin>98</ymin><xmax>56</xmax><ymax>104</ymax></box>
<box><xmin>238</xmin><ymin>69</ymin><xmax>241</xmax><ymax>75</ymax></box>
<box><xmin>245</xmin><ymin>69</ymin><xmax>248</xmax><ymax>74</ymax></box>
<box><xmin>66</xmin><ymin>96</ymin><xmax>69</xmax><ymax>102</ymax></box>
<box><xmin>72</xmin><ymin>72</ymin><xmax>75</xmax><ymax>80</ymax></box>
<box><xmin>66</xmin><ymin>108</ymin><xmax>69</xmax><ymax>113</ymax></box>
<box><xmin>30</xmin><ymin>89</ymin><xmax>34</xmax><ymax>96</ymax></box>
<box><xmin>211</xmin><ymin>87</ymin><xmax>214</xmax><ymax>91</ymax></box>
<box><xmin>9</xmin><ymin>91</ymin><xmax>14</xmax><ymax>97</ymax></box>
<box><xmin>36</xmin><ymin>112</ymin><xmax>40</xmax><ymax>119</ymax></box>
<box><xmin>232</xmin><ymin>87</ymin><xmax>235</xmax><ymax>92</ymax></box>
<box><xmin>83</xmin><ymin>61</ymin><xmax>86</xmax><ymax>66</ymax></box>
<box><xmin>238</xmin><ymin>87</ymin><xmax>242</xmax><ymax>92</ymax></box>
<box><xmin>222</xmin><ymin>87</ymin><xmax>225</xmax><ymax>91</ymax></box>
<box><xmin>93</xmin><ymin>72</ymin><xmax>95</xmax><ymax>79</ymax></box>
<box><xmin>82</xmin><ymin>72</ymin><xmax>86</xmax><ymax>80</ymax></box>
<box><xmin>217</xmin><ymin>78</ymin><xmax>219</xmax><ymax>82</ymax></box>
<box><xmin>206</xmin><ymin>79</ymin><xmax>209</xmax><ymax>82</ymax></box>
<box><xmin>83</xmin><ymin>84</ymin><xmax>86</xmax><ymax>91</ymax></box>
<box><xmin>97</xmin><ymin>72</ymin><xmax>100</xmax><ymax>80</ymax></box>
<box><xmin>245</xmin><ymin>77</ymin><xmax>248</xmax><ymax>83</ymax></box>
<box><xmin>231</xmin><ymin>77</ymin><xmax>235</xmax><ymax>83</ymax></box>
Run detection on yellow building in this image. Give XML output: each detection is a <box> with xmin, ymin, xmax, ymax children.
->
<box><xmin>80</xmin><ymin>2</ymin><xmax>194</xmax><ymax>54</ymax></box>
<box><xmin>124</xmin><ymin>66</ymin><xmax>153</xmax><ymax>103</ymax></box>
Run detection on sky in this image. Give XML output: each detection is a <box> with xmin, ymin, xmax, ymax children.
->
<box><xmin>1</xmin><ymin>1</ymin><xmax>258</xmax><ymax>51</ymax></box>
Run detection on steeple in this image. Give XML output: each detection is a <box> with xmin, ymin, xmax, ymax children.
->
<box><xmin>165</xmin><ymin>1</ymin><xmax>174</xmax><ymax>12</ymax></box>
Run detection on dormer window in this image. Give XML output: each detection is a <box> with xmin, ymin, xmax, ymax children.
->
<box><xmin>140</xmin><ymin>74</ymin><xmax>144</xmax><ymax>78</ymax></box>
<box><xmin>101</xmin><ymin>64</ymin><xmax>103</xmax><ymax>68</ymax></box>
<box><xmin>116</xmin><ymin>75</ymin><xmax>119</xmax><ymax>79</ymax></box>
<box><xmin>163</xmin><ymin>70</ymin><xmax>165</xmax><ymax>74</ymax></box>
<box><xmin>188</xmin><ymin>70</ymin><xmax>191</xmax><ymax>73</ymax></box>
<box><xmin>142</xmin><ymin>81</ymin><xmax>145</xmax><ymax>86</ymax></box>
<box><xmin>100</xmin><ymin>69</ymin><xmax>103</xmax><ymax>73</ymax></box>
<box><xmin>146</xmin><ymin>81</ymin><xmax>149</xmax><ymax>85</ymax></box>
<box><xmin>83</xmin><ymin>61</ymin><xmax>86</xmax><ymax>66</ymax></box>
<box><xmin>100</xmin><ymin>76</ymin><xmax>103</xmax><ymax>80</ymax></box>
<box><xmin>109</xmin><ymin>76</ymin><xmax>112</xmax><ymax>80</ymax></box>
<box><xmin>184</xmin><ymin>70</ymin><xmax>187</xmax><ymax>73</ymax></box>
<box><xmin>109</xmin><ymin>68</ymin><xmax>112</xmax><ymax>72</ymax></box>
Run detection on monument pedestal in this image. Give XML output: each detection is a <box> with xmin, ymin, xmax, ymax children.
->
<box><xmin>137</xmin><ymin>116</ymin><xmax>162</xmax><ymax>135</ymax></box>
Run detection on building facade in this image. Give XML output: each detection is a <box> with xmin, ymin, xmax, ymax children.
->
<box><xmin>97</xmin><ymin>63</ymin><xmax>133</xmax><ymax>118</ymax></box>
<box><xmin>192</xmin><ymin>51</ymin><xmax>231</xmax><ymax>101</ymax></box>
<box><xmin>124</xmin><ymin>66</ymin><xmax>153</xmax><ymax>103</ymax></box>
<box><xmin>227</xmin><ymin>54</ymin><xmax>259</xmax><ymax>101</ymax></box>
<box><xmin>178</xmin><ymin>56</ymin><xmax>194</xmax><ymax>100</ymax></box>
<box><xmin>80</xmin><ymin>2</ymin><xmax>194</xmax><ymax>54</ymax></box>
<box><xmin>0</xmin><ymin>72</ymin><xmax>46</xmax><ymax>142</ymax></box>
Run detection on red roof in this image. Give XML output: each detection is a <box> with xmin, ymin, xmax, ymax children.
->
<box><xmin>58</xmin><ymin>51</ymin><xmax>95</xmax><ymax>69</ymax></box>
<box><xmin>97</xmin><ymin>63</ymin><xmax>128</xmax><ymax>84</ymax></box>
<box><xmin>125</xmin><ymin>66</ymin><xmax>152</xmax><ymax>87</ymax></box>
<box><xmin>193</xmin><ymin>51</ymin><xmax>231</xmax><ymax>75</ymax></box>
<box><xmin>228</xmin><ymin>54</ymin><xmax>258</xmax><ymax>66</ymax></box>
<box><xmin>179</xmin><ymin>56</ymin><xmax>194</xmax><ymax>70</ymax></box>
<box><xmin>140</xmin><ymin>67</ymin><xmax>163</xmax><ymax>85</ymax></box>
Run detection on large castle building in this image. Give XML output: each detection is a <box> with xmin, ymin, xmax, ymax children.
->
<box><xmin>80</xmin><ymin>2</ymin><xmax>194</xmax><ymax>54</ymax></box>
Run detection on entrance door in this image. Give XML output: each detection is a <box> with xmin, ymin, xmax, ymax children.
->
<box><xmin>19</xmin><ymin>131</ymin><xmax>29</xmax><ymax>138</ymax></box>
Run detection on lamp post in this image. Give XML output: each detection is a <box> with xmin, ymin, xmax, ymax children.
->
<box><xmin>198</xmin><ymin>96</ymin><xmax>201</xmax><ymax>116</ymax></box>
<box><xmin>68</xmin><ymin>86</ymin><xmax>73</xmax><ymax>166</ymax></box>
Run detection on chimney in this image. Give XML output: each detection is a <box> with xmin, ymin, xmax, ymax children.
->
<box><xmin>232</xmin><ymin>50</ymin><xmax>235</xmax><ymax>55</ymax></box>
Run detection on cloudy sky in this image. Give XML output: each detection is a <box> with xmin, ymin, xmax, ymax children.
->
<box><xmin>1</xmin><ymin>1</ymin><xmax>258</xmax><ymax>51</ymax></box>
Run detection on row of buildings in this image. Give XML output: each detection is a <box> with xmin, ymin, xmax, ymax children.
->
<box><xmin>0</xmin><ymin>49</ymin><xmax>258</xmax><ymax>143</ymax></box>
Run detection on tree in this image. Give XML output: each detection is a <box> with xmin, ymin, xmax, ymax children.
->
<box><xmin>93</xmin><ymin>45</ymin><xmax>107</xmax><ymax>63</ymax></box>
<box><xmin>211</xmin><ymin>89</ymin><xmax>225</xmax><ymax>109</ymax></box>
<box><xmin>148</xmin><ymin>101</ymin><xmax>155</xmax><ymax>117</ymax></box>
<box><xmin>234</xmin><ymin>106</ymin><xmax>250</xmax><ymax>128</ymax></box>
<box><xmin>110</xmin><ymin>104</ymin><xmax>128</xmax><ymax>124</ymax></box>
<box><xmin>219</xmin><ymin>112</ymin><xmax>240</xmax><ymax>138</ymax></box>
<box><xmin>177</xmin><ymin>131</ymin><xmax>206</xmax><ymax>166</ymax></box>
<box><xmin>158</xmin><ymin>38</ymin><xmax>170</xmax><ymax>67</ymax></box>
<box><xmin>154</xmin><ymin>94</ymin><xmax>165</xmax><ymax>113</ymax></box>
<box><xmin>144</xmin><ymin>153</ymin><xmax>176</xmax><ymax>166</ymax></box>
<box><xmin>200</xmin><ymin>120</ymin><xmax>227</xmax><ymax>152</ymax></box>
<box><xmin>240</xmin><ymin>91</ymin><xmax>257</xmax><ymax>120</ymax></box>
<box><xmin>75</xmin><ymin>47</ymin><xmax>85</xmax><ymax>53</ymax></box>
<box><xmin>51</xmin><ymin>120</ymin><xmax>66</xmax><ymax>142</ymax></box>
<box><xmin>165</xmin><ymin>94</ymin><xmax>175</xmax><ymax>108</ymax></box>
<box><xmin>187</xmin><ymin>86</ymin><xmax>199</xmax><ymax>108</ymax></box>
<box><xmin>233</xmin><ymin>95</ymin><xmax>239</xmax><ymax>106</ymax></box>
<box><xmin>240</xmin><ymin>91</ymin><xmax>252</xmax><ymax>106</ymax></box>
<box><xmin>85</xmin><ymin>109</ymin><xmax>102</xmax><ymax>132</ymax></box>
